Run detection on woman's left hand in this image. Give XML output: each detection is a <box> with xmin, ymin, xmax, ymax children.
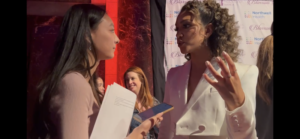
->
<box><xmin>203</xmin><ymin>51</ymin><xmax>245</xmax><ymax>111</ymax></box>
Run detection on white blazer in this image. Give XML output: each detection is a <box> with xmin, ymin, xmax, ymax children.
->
<box><xmin>158</xmin><ymin>58</ymin><xmax>258</xmax><ymax>139</ymax></box>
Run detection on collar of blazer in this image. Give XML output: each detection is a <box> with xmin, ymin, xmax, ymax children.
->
<box><xmin>179</xmin><ymin>57</ymin><xmax>222</xmax><ymax>117</ymax></box>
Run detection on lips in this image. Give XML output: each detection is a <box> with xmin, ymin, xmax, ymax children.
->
<box><xmin>178</xmin><ymin>42</ymin><xmax>185</xmax><ymax>47</ymax></box>
<box><xmin>129</xmin><ymin>85</ymin><xmax>135</xmax><ymax>90</ymax></box>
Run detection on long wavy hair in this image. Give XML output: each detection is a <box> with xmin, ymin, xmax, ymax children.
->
<box><xmin>180</xmin><ymin>0</ymin><xmax>241</xmax><ymax>61</ymax></box>
<box><xmin>123</xmin><ymin>66</ymin><xmax>153</xmax><ymax>111</ymax></box>
<box><xmin>30</xmin><ymin>4</ymin><xmax>106</xmax><ymax>139</ymax></box>
<box><xmin>256</xmin><ymin>34</ymin><xmax>273</xmax><ymax>105</ymax></box>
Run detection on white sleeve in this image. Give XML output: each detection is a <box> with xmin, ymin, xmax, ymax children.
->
<box><xmin>226</xmin><ymin>65</ymin><xmax>259</xmax><ymax>139</ymax></box>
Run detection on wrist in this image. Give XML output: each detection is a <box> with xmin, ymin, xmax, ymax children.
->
<box><xmin>226</xmin><ymin>93</ymin><xmax>245</xmax><ymax>111</ymax></box>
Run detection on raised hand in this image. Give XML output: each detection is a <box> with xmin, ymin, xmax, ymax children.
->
<box><xmin>203</xmin><ymin>51</ymin><xmax>245</xmax><ymax>111</ymax></box>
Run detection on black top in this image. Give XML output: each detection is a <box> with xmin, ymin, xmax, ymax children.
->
<box><xmin>255</xmin><ymin>76</ymin><xmax>273</xmax><ymax>139</ymax></box>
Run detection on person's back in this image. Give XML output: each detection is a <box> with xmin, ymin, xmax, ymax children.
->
<box><xmin>255</xmin><ymin>33</ymin><xmax>273</xmax><ymax>139</ymax></box>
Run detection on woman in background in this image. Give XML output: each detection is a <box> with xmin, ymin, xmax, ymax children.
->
<box><xmin>96</xmin><ymin>77</ymin><xmax>105</xmax><ymax>95</ymax></box>
<box><xmin>255</xmin><ymin>22</ymin><xmax>273</xmax><ymax>139</ymax></box>
<box><xmin>158</xmin><ymin>0</ymin><xmax>259</xmax><ymax>138</ymax></box>
<box><xmin>31</xmin><ymin>4</ymin><xmax>162</xmax><ymax>139</ymax></box>
<box><xmin>124</xmin><ymin>66</ymin><xmax>160</xmax><ymax>139</ymax></box>
<box><xmin>93</xmin><ymin>73</ymin><xmax>105</xmax><ymax>95</ymax></box>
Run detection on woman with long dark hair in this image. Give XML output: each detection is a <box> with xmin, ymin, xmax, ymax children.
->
<box><xmin>30</xmin><ymin>4</ymin><xmax>162</xmax><ymax>139</ymax></box>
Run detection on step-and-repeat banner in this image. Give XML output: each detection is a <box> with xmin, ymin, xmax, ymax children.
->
<box><xmin>164</xmin><ymin>0</ymin><xmax>273</xmax><ymax>79</ymax></box>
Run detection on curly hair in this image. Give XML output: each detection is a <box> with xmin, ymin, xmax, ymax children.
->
<box><xmin>181</xmin><ymin>0</ymin><xmax>241</xmax><ymax>62</ymax></box>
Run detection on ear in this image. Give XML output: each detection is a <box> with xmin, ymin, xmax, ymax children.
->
<box><xmin>204</xmin><ymin>23</ymin><xmax>214</xmax><ymax>39</ymax></box>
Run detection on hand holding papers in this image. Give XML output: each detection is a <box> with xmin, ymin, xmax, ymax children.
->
<box><xmin>90</xmin><ymin>83</ymin><xmax>137</xmax><ymax>139</ymax></box>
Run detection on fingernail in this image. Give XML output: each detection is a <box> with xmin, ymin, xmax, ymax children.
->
<box><xmin>222</xmin><ymin>51</ymin><xmax>228</xmax><ymax>55</ymax></box>
<box><xmin>216</xmin><ymin>57</ymin><xmax>220</xmax><ymax>62</ymax></box>
<box><xmin>205</xmin><ymin>61</ymin><xmax>210</xmax><ymax>66</ymax></box>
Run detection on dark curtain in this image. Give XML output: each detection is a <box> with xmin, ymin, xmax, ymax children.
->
<box><xmin>27</xmin><ymin>15</ymin><xmax>64</xmax><ymax>139</ymax></box>
<box><xmin>150</xmin><ymin>0</ymin><xmax>166</xmax><ymax>102</ymax></box>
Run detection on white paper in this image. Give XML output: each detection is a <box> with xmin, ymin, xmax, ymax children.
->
<box><xmin>90</xmin><ymin>82</ymin><xmax>136</xmax><ymax>139</ymax></box>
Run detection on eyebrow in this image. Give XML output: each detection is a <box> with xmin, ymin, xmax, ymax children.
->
<box><xmin>175</xmin><ymin>19</ymin><xmax>191</xmax><ymax>26</ymax></box>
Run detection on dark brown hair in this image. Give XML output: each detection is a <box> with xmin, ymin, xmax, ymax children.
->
<box><xmin>31</xmin><ymin>4</ymin><xmax>106</xmax><ymax>139</ymax></box>
<box><xmin>181</xmin><ymin>0</ymin><xmax>241</xmax><ymax>61</ymax></box>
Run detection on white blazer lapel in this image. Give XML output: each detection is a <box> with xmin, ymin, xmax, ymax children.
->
<box><xmin>180</xmin><ymin>58</ymin><xmax>221</xmax><ymax>116</ymax></box>
<box><xmin>172</xmin><ymin>61</ymin><xmax>191</xmax><ymax>115</ymax></box>
<box><xmin>178</xmin><ymin>61</ymin><xmax>191</xmax><ymax>103</ymax></box>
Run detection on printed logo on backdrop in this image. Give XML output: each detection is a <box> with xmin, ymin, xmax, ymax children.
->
<box><xmin>247</xmin><ymin>0</ymin><xmax>272</xmax><ymax>5</ymax></box>
<box><xmin>166</xmin><ymin>38</ymin><xmax>174</xmax><ymax>45</ymax></box>
<box><xmin>246</xmin><ymin>37</ymin><xmax>253</xmax><ymax>45</ymax></box>
<box><xmin>244</xmin><ymin>11</ymin><xmax>272</xmax><ymax>18</ymax></box>
<box><xmin>249</xmin><ymin>24</ymin><xmax>271</xmax><ymax>31</ymax></box>
<box><xmin>245</xmin><ymin>37</ymin><xmax>264</xmax><ymax>45</ymax></box>
<box><xmin>251</xmin><ymin>51</ymin><xmax>258</xmax><ymax>59</ymax></box>
<box><xmin>253</xmin><ymin>37</ymin><xmax>264</xmax><ymax>45</ymax></box>
<box><xmin>171</xmin><ymin>51</ymin><xmax>185</xmax><ymax>58</ymax></box>
<box><xmin>174</xmin><ymin>11</ymin><xmax>180</xmax><ymax>18</ymax></box>
<box><xmin>166</xmin><ymin>11</ymin><xmax>173</xmax><ymax>18</ymax></box>
<box><xmin>169</xmin><ymin>0</ymin><xmax>190</xmax><ymax>5</ymax></box>
<box><xmin>171</xmin><ymin>64</ymin><xmax>183</xmax><ymax>68</ymax></box>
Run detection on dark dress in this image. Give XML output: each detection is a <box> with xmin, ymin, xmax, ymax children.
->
<box><xmin>129</xmin><ymin>97</ymin><xmax>160</xmax><ymax>139</ymax></box>
<box><xmin>255</xmin><ymin>76</ymin><xmax>273</xmax><ymax>139</ymax></box>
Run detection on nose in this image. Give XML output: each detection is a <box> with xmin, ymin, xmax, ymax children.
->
<box><xmin>115</xmin><ymin>35</ymin><xmax>120</xmax><ymax>44</ymax></box>
<box><xmin>176</xmin><ymin>32</ymin><xmax>183</xmax><ymax>39</ymax></box>
<box><xmin>128</xmin><ymin>79</ymin><xmax>133</xmax><ymax>84</ymax></box>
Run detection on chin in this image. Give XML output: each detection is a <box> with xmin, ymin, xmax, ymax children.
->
<box><xmin>104</xmin><ymin>54</ymin><xmax>114</xmax><ymax>60</ymax></box>
<box><xmin>179</xmin><ymin>47</ymin><xmax>188</xmax><ymax>54</ymax></box>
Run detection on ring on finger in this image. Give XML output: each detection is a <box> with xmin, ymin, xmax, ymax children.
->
<box><xmin>232</xmin><ymin>70</ymin><xmax>237</xmax><ymax>74</ymax></box>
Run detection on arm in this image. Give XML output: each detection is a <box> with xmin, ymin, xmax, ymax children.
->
<box><xmin>226</xmin><ymin>65</ymin><xmax>258</xmax><ymax>139</ymax></box>
<box><xmin>53</xmin><ymin>74</ymin><xmax>91</xmax><ymax>139</ymax></box>
<box><xmin>157</xmin><ymin>73</ymin><xmax>173</xmax><ymax>139</ymax></box>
